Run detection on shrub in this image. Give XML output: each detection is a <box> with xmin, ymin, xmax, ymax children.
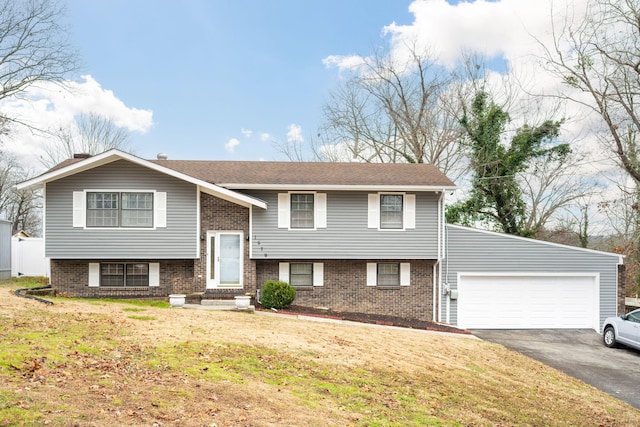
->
<box><xmin>261</xmin><ymin>280</ymin><xmax>296</xmax><ymax>309</ymax></box>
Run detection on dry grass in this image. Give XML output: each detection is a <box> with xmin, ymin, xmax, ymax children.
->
<box><xmin>1</xmin><ymin>280</ymin><xmax>639</xmax><ymax>426</ymax></box>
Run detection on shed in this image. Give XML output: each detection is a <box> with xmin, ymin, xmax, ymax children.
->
<box><xmin>443</xmin><ymin>224</ymin><xmax>623</xmax><ymax>331</ymax></box>
<box><xmin>0</xmin><ymin>220</ymin><xmax>11</xmax><ymax>280</ymax></box>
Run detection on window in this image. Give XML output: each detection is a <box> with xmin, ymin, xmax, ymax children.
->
<box><xmin>380</xmin><ymin>194</ymin><xmax>403</xmax><ymax>229</ymax></box>
<box><xmin>278</xmin><ymin>193</ymin><xmax>327</xmax><ymax>229</ymax></box>
<box><xmin>100</xmin><ymin>263</ymin><xmax>149</xmax><ymax>287</ymax></box>
<box><xmin>368</xmin><ymin>193</ymin><xmax>415</xmax><ymax>230</ymax></box>
<box><xmin>87</xmin><ymin>192</ymin><xmax>119</xmax><ymax>227</ymax></box>
<box><xmin>290</xmin><ymin>263</ymin><xmax>313</xmax><ymax>287</ymax></box>
<box><xmin>290</xmin><ymin>194</ymin><xmax>314</xmax><ymax>228</ymax></box>
<box><xmin>279</xmin><ymin>262</ymin><xmax>324</xmax><ymax>286</ymax></box>
<box><xmin>87</xmin><ymin>192</ymin><xmax>153</xmax><ymax>228</ymax></box>
<box><xmin>122</xmin><ymin>193</ymin><xmax>153</xmax><ymax>227</ymax></box>
<box><xmin>377</xmin><ymin>263</ymin><xmax>400</xmax><ymax>286</ymax></box>
<box><xmin>367</xmin><ymin>262</ymin><xmax>410</xmax><ymax>286</ymax></box>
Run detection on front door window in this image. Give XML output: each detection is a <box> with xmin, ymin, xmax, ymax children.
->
<box><xmin>206</xmin><ymin>231</ymin><xmax>243</xmax><ymax>289</ymax></box>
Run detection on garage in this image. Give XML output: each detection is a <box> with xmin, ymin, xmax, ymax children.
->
<box><xmin>444</xmin><ymin>224</ymin><xmax>623</xmax><ymax>331</ymax></box>
<box><xmin>456</xmin><ymin>273</ymin><xmax>599</xmax><ymax>329</ymax></box>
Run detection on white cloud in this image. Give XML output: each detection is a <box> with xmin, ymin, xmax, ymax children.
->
<box><xmin>241</xmin><ymin>128</ymin><xmax>252</xmax><ymax>138</ymax></box>
<box><xmin>225</xmin><ymin>138</ymin><xmax>240</xmax><ymax>153</ymax></box>
<box><xmin>322</xmin><ymin>54</ymin><xmax>368</xmax><ymax>73</ymax></box>
<box><xmin>260</xmin><ymin>133</ymin><xmax>272</xmax><ymax>142</ymax></box>
<box><xmin>0</xmin><ymin>75</ymin><xmax>153</xmax><ymax>169</ymax></box>
<box><xmin>286</xmin><ymin>124</ymin><xmax>304</xmax><ymax>143</ymax></box>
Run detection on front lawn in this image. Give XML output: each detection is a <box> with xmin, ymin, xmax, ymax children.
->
<box><xmin>1</xmin><ymin>278</ymin><xmax>638</xmax><ymax>426</ymax></box>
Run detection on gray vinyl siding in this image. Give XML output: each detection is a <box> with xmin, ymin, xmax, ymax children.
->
<box><xmin>443</xmin><ymin>224</ymin><xmax>622</xmax><ymax>329</ymax></box>
<box><xmin>46</xmin><ymin>160</ymin><xmax>198</xmax><ymax>259</ymax></box>
<box><xmin>246</xmin><ymin>190</ymin><xmax>440</xmax><ymax>259</ymax></box>
<box><xmin>0</xmin><ymin>220</ymin><xmax>10</xmax><ymax>279</ymax></box>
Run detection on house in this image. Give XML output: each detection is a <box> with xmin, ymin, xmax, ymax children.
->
<box><xmin>17</xmin><ymin>149</ymin><xmax>455</xmax><ymax>323</ymax></box>
<box><xmin>17</xmin><ymin>149</ymin><xmax>624</xmax><ymax>331</ymax></box>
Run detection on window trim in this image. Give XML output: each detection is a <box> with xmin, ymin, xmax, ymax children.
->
<box><xmin>277</xmin><ymin>192</ymin><xmax>327</xmax><ymax>231</ymax></box>
<box><xmin>89</xmin><ymin>262</ymin><xmax>159</xmax><ymax>287</ymax></box>
<box><xmin>368</xmin><ymin>193</ymin><xmax>416</xmax><ymax>231</ymax></box>
<box><xmin>290</xmin><ymin>193</ymin><xmax>315</xmax><ymax>229</ymax></box>
<box><xmin>289</xmin><ymin>262</ymin><xmax>314</xmax><ymax>287</ymax></box>
<box><xmin>379</xmin><ymin>194</ymin><xmax>404</xmax><ymax>230</ymax></box>
<box><xmin>367</xmin><ymin>262</ymin><xmax>411</xmax><ymax>287</ymax></box>
<box><xmin>279</xmin><ymin>262</ymin><xmax>324</xmax><ymax>287</ymax></box>
<box><xmin>74</xmin><ymin>189</ymin><xmax>166</xmax><ymax>230</ymax></box>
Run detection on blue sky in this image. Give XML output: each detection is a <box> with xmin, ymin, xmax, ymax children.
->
<box><xmin>4</xmin><ymin>0</ymin><xmax>599</xmax><ymax>169</ymax></box>
<box><xmin>65</xmin><ymin>0</ymin><xmax>415</xmax><ymax>161</ymax></box>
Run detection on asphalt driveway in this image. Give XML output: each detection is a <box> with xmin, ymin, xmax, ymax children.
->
<box><xmin>472</xmin><ymin>329</ymin><xmax>640</xmax><ymax>410</ymax></box>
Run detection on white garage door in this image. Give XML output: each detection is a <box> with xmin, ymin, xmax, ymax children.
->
<box><xmin>457</xmin><ymin>274</ymin><xmax>599</xmax><ymax>330</ymax></box>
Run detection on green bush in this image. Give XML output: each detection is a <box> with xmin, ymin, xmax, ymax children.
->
<box><xmin>261</xmin><ymin>280</ymin><xmax>296</xmax><ymax>309</ymax></box>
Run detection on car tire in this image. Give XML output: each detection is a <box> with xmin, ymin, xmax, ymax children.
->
<box><xmin>603</xmin><ymin>326</ymin><xmax>617</xmax><ymax>348</ymax></box>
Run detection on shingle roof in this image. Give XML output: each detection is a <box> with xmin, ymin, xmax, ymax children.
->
<box><xmin>35</xmin><ymin>153</ymin><xmax>456</xmax><ymax>189</ymax></box>
<box><xmin>148</xmin><ymin>160</ymin><xmax>456</xmax><ymax>188</ymax></box>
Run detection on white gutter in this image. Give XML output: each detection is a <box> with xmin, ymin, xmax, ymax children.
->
<box><xmin>220</xmin><ymin>183</ymin><xmax>458</xmax><ymax>192</ymax></box>
<box><xmin>437</xmin><ymin>189</ymin><xmax>446</xmax><ymax>323</ymax></box>
<box><xmin>432</xmin><ymin>261</ymin><xmax>438</xmax><ymax>322</ymax></box>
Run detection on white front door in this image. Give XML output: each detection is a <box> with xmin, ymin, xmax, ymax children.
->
<box><xmin>206</xmin><ymin>231</ymin><xmax>243</xmax><ymax>289</ymax></box>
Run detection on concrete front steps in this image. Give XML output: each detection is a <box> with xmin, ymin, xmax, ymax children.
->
<box><xmin>178</xmin><ymin>293</ymin><xmax>255</xmax><ymax>312</ymax></box>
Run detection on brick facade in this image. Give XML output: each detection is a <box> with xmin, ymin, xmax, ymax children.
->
<box><xmin>50</xmin><ymin>193</ymin><xmax>257</xmax><ymax>298</ymax></box>
<box><xmin>195</xmin><ymin>193</ymin><xmax>256</xmax><ymax>296</ymax></box>
<box><xmin>257</xmin><ymin>259</ymin><xmax>436</xmax><ymax>322</ymax></box>
<box><xmin>50</xmin><ymin>259</ymin><xmax>194</xmax><ymax>298</ymax></box>
<box><xmin>49</xmin><ymin>191</ymin><xmax>437</xmax><ymax>321</ymax></box>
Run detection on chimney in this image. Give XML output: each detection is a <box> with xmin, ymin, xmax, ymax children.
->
<box><xmin>157</xmin><ymin>153</ymin><xmax>168</xmax><ymax>160</ymax></box>
<box><xmin>73</xmin><ymin>153</ymin><xmax>92</xmax><ymax>159</ymax></box>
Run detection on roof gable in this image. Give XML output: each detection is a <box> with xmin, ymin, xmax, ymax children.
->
<box><xmin>16</xmin><ymin>150</ymin><xmax>267</xmax><ymax>209</ymax></box>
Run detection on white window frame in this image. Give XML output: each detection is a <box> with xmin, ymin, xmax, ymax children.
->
<box><xmin>366</xmin><ymin>262</ymin><xmax>410</xmax><ymax>287</ymax></box>
<box><xmin>368</xmin><ymin>193</ymin><xmax>415</xmax><ymax>231</ymax></box>
<box><xmin>279</xmin><ymin>262</ymin><xmax>324</xmax><ymax>287</ymax></box>
<box><xmin>278</xmin><ymin>192</ymin><xmax>327</xmax><ymax>230</ymax></box>
<box><xmin>88</xmin><ymin>262</ymin><xmax>160</xmax><ymax>287</ymax></box>
<box><xmin>73</xmin><ymin>189</ymin><xmax>167</xmax><ymax>230</ymax></box>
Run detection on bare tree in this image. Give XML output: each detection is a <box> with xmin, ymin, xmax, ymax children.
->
<box><xmin>300</xmin><ymin>44</ymin><xmax>465</xmax><ymax>177</ymax></box>
<box><xmin>0</xmin><ymin>151</ymin><xmax>41</xmax><ymax>235</ymax></box>
<box><xmin>0</xmin><ymin>0</ymin><xmax>78</xmax><ymax>128</ymax></box>
<box><xmin>539</xmin><ymin>0</ymin><xmax>640</xmax><ymax>184</ymax></box>
<box><xmin>40</xmin><ymin>113</ymin><xmax>132</xmax><ymax>168</ymax></box>
<box><xmin>520</xmin><ymin>151</ymin><xmax>594</xmax><ymax>237</ymax></box>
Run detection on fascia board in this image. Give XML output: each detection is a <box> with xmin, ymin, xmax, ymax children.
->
<box><xmin>220</xmin><ymin>183</ymin><xmax>458</xmax><ymax>192</ymax></box>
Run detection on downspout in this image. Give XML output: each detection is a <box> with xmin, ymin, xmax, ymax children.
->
<box><xmin>437</xmin><ymin>189</ymin><xmax>445</xmax><ymax>323</ymax></box>
<box><xmin>432</xmin><ymin>261</ymin><xmax>438</xmax><ymax>322</ymax></box>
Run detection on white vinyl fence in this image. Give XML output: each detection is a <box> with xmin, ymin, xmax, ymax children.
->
<box><xmin>11</xmin><ymin>237</ymin><xmax>50</xmax><ymax>278</ymax></box>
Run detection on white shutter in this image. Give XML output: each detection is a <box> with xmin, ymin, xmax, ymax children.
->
<box><xmin>155</xmin><ymin>192</ymin><xmax>167</xmax><ymax>228</ymax></box>
<box><xmin>149</xmin><ymin>263</ymin><xmax>160</xmax><ymax>287</ymax></box>
<box><xmin>313</xmin><ymin>263</ymin><xmax>324</xmax><ymax>286</ymax></box>
<box><xmin>368</xmin><ymin>194</ymin><xmax>378</xmax><ymax>228</ymax></box>
<box><xmin>279</xmin><ymin>262</ymin><xmax>290</xmax><ymax>282</ymax></box>
<box><xmin>366</xmin><ymin>263</ymin><xmax>377</xmax><ymax>286</ymax></box>
<box><xmin>316</xmin><ymin>193</ymin><xmax>327</xmax><ymax>228</ymax></box>
<box><xmin>404</xmin><ymin>194</ymin><xmax>416</xmax><ymax>229</ymax></box>
<box><xmin>278</xmin><ymin>193</ymin><xmax>290</xmax><ymax>228</ymax></box>
<box><xmin>400</xmin><ymin>263</ymin><xmax>410</xmax><ymax>286</ymax></box>
<box><xmin>88</xmin><ymin>263</ymin><xmax>100</xmax><ymax>287</ymax></box>
<box><xmin>73</xmin><ymin>191</ymin><xmax>85</xmax><ymax>228</ymax></box>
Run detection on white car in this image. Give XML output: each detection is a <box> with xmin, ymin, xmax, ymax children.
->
<box><xmin>602</xmin><ymin>308</ymin><xmax>640</xmax><ymax>351</ymax></box>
